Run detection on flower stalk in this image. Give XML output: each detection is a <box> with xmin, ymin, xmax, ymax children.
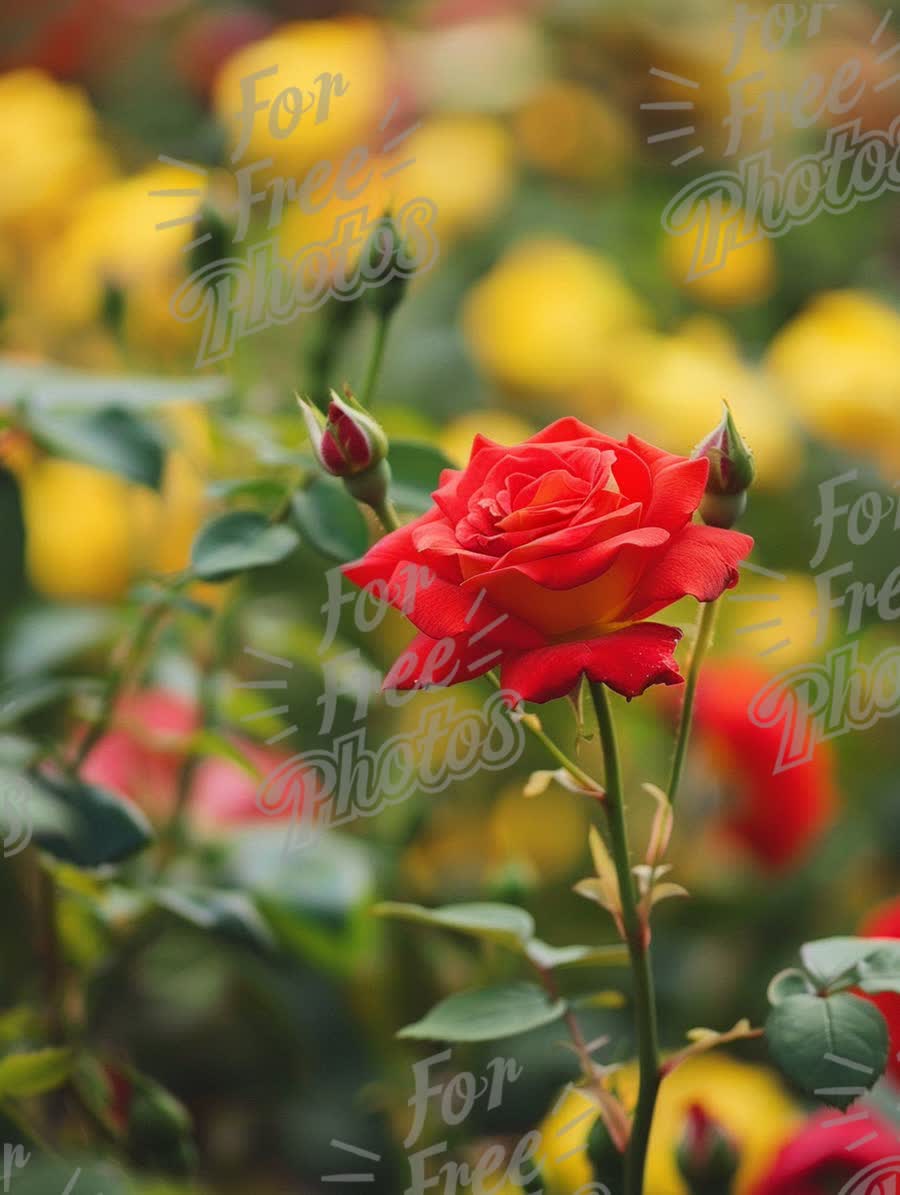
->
<box><xmin>589</xmin><ymin>681</ymin><xmax>661</xmax><ymax>1195</ymax></box>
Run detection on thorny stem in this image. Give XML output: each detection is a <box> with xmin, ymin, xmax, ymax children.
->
<box><xmin>590</xmin><ymin>682</ymin><xmax>660</xmax><ymax>1195</ymax></box>
<box><xmin>667</xmin><ymin>598</ymin><xmax>720</xmax><ymax>807</ymax></box>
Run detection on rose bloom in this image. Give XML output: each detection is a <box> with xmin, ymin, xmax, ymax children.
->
<box><xmin>79</xmin><ymin>689</ymin><xmax>292</xmax><ymax>827</ymax></box>
<box><xmin>751</xmin><ymin>1108</ymin><xmax>900</xmax><ymax>1195</ymax></box>
<box><xmin>859</xmin><ymin>898</ymin><xmax>900</xmax><ymax>1086</ymax></box>
<box><xmin>344</xmin><ymin>418</ymin><xmax>753</xmax><ymax>703</ymax></box>
<box><xmin>687</xmin><ymin>662</ymin><xmax>838</xmax><ymax>870</ymax></box>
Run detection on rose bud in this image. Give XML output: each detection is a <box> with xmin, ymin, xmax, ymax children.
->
<box><xmin>676</xmin><ymin>1103</ymin><xmax>740</xmax><ymax>1195</ymax></box>
<box><xmin>693</xmin><ymin>404</ymin><xmax>754</xmax><ymax>530</ymax></box>
<box><xmin>363</xmin><ymin>210</ymin><xmax>410</xmax><ymax>317</ymax></box>
<box><xmin>299</xmin><ymin>389</ymin><xmax>388</xmax><ymax>479</ymax></box>
<box><xmin>693</xmin><ymin>403</ymin><xmax>755</xmax><ymax>497</ymax></box>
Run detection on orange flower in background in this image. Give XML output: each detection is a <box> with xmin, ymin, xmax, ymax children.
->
<box><xmin>859</xmin><ymin>898</ymin><xmax>900</xmax><ymax>1086</ymax></box>
<box><xmin>344</xmin><ymin>418</ymin><xmax>753</xmax><ymax>703</ymax></box>
<box><xmin>80</xmin><ymin>689</ymin><xmax>292</xmax><ymax>827</ymax></box>
<box><xmin>689</xmin><ymin>663</ymin><xmax>838</xmax><ymax>870</ymax></box>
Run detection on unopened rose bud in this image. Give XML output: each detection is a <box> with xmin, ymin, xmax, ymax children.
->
<box><xmin>363</xmin><ymin>211</ymin><xmax>410</xmax><ymax>316</ymax></box>
<box><xmin>693</xmin><ymin>404</ymin><xmax>755</xmax><ymax>498</ymax></box>
<box><xmin>299</xmin><ymin>389</ymin><xmax>388</xmax><ymax>479</ymax></box>
<box><xmin>676</xmin><ymin>1103</ymin><xmax>740</xmax><ymax>1195</ymax></box>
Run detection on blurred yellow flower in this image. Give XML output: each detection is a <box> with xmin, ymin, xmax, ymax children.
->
<box><xmin>276</xmin><ymin>159</ymin><xmax>390</xmax><ymax>274</ymax></box>
<box><xmin>439</xmin><ymin>411</ymin><xmax>535</xmax><ymax>467</ymax></box>
<box><xmin>539</xmin><ymin>1054</ymin><xmax>798</xmax><ymax>1195</ymax></box>
<box><xmin>0</xmin><ymin>69</ymin><xmax>114</xmax><ymax>243</ymax></box>
<box><xmin>766</xmin><ymin>290</ymin><xmax>900</xmax><ymax>477</ymax></box>
<box><xmin>213</xmin><ymin>18</ymin><xmax>388</xmax><ymax>178</ymax></box>
<box><xmin>7</xmin><ymin>404</ymin><xmax>211</xmax><ymax>604</ymax></box>
<box><xmin>664</xmin><ymin>209</ymin><xmax>776</xmax><ymax>309</ymax></box>
<box><xmin>27</xmin><ymin>164</ymin><xmax>208</xmax><ymax>359</ymax></box>
<box><xmin>616</xmin><ymin>319</ymin><xmax>798</xmax><ymax>489</ymax></box>
<box><xmin>515</xmin><ymin>81</ymin><xmax>632</xmax><ymax>184</ymax></box>
<box><xmin>387</xmin><ymin>116</ymin><xmax>515</xmax><ymax>243</ymax></box>
<box><xmin>490</xmin><ymin>784</ymin><xmax>588</xmax><ymax>882</ymax></box>
<box><xmin>715</xmin><ymin>572</ymin><xmax>832</xmax><ymax>668</ymax></box>
<box><xmin>463</xmin><ymin>238</ymin><xmax>647</xmax><ymax>398</ymax></box>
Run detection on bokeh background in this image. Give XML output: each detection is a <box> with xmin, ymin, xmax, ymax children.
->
<box><xmin>0</xmin><ymin>0</ymin><xmax>898</xmax><ymax>1192</ymax></box>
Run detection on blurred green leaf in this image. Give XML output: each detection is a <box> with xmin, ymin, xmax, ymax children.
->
<box><xmin>0</xmin><ymin>605</ymin><xmax>113</xmax><ymax>678</ymax></box>
<box><xmin>32</xmin><ymin>772</ymin><xmax>154</xmax><ymax>868</ymax></box>
<box><xmin>765</xmin><ymin>993</ymin><xmax>887</xmax><ymax>1110</ymax></box>
<box><xmin>0</xmin><ymin>676</ymin><xmax>102</xmax><ymax>730</ymax></box>
<box><xmin>856</xmin><ymin>943</ymin><xmax>900</xmax><ymax>996</ymax></box>
<box><xmin>291</xmin><ymin>476</ymin><xmax>369</xmax><ymax>562</ymax></box>
<box><xmin>767</xmin><ymin>967</ymin><xmax>815</xmax><ymax>1005</ymax></box>
<box><xmin>0</xmin><ymin>359</ymin><xmax>227</xmax><ymax>406</ymax></box>
<box><xmin>190</xmin><ymin>511</ymin><xmax>300</xmax><ymax>581</ymax></box>
<box><xmin>207</xmin><ymin>477</ymin><xmax>287</xmax><ymax>508</ymax></box>
<box><xmin>388</xmin><ymin>440</ymin><xmax>454</xmax><ymax>513</ymax></box>
<box><xmin>26</xmin><ymin>407</ymin><xmax>165</xmax><ymax>490</ymax></box>
<box><xmin>374</xmin><ymin>901</ymin><xmax>535</xmax><ymax>951</ymax></box>
<box><xmin>153</xmin><ymin>887</ymin><xmax>275</xmax><ymax>953</ymax></box>
<box><xmin>525</xmin><ymin>940</ymin><xmax>629</xmax><ymax>971</ymax></box>
<box><xmin>0</xmin><ymin>1047</ymin><xmax>72</xmax><ymax>1098</ymax></box>
<box><xmin>398</xmin><ymin>983</ymin><xmax>566</xmax><ymax>1043</ymax></box>
<box><xmin>800</xmin><ymin>937</ymin><xmax>884</xmax><ymax>991</ymax></box>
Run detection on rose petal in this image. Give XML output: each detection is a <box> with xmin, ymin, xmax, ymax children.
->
<box><xmin>625</xmin><ymin>524</ymin><xmax>754</xmax><ymax>620</ymax></box>
<box><xmin>499</xmin><ymin>623</ymin><xmax>684</xmax><ymax>703</ymax></box>
<box><xmin>383</xmin><ymin>631</ymin><xmax>501</xmax><ymax>689</ymax></box>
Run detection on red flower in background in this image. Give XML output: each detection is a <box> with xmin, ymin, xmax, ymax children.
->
<box><xmin>859</xmin><ymin>899</ymin><xmax>900</xmax><ymax>1086</ymax></box>
<box><xmin>344</xmin><ymin>418</ymin><xmax>752</xmax><ymax>704</ymax></box>
<box><xmin>80</xmin><ymin>689</ymin><xmax>292</xmax><ymax>827</ymax></box>
<box><xmin>752</xmin><ymin>1108</ymin><xmax>900</xmax><ymax>1195</ymax></box>
<box><xmin>690</xmin><ymin>662</ymin><xmax>837</xmax><ymax>869</ymax></box>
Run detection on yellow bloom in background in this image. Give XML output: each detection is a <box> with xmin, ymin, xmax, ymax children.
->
<box><xmin>386</xmin><ymin>116</ymin><xmax>515</xmax><ymax>244</ymax></box>
<box><xmin>26</xmin><ymin>164</ymin><xmax>207</xmax><ymax>359</ymax></box>
<box><xmin>539</xmin><ymin>1054</ymin><xmax>798</xmax><ymax>1195</ymax></box>
<box><xmin>617</xmin><ymin>319</ymin><xmax>798</xmax><ymax>489</ymax></box>
<box><xmin>463</xmin><ymin>238</ymin><xmax>647</xmax><ymax>398</ymax></box>
<box><xmin>5</xmin><ymin>404</ymin><xmax>211</xmax><ymax>604</ymax></box>
<box><xmin>715</xmin><ymin>572</ymin><xmax>832</xmax><ymax>669</ymax></box>
<box><xmin>213</xmin><ymin>18</ymin><xmax>388</xmax><ymax>179</ymax></box>
<box><xmin>13</xmin><ymin>458</ymin><xmax>148</xmax><ymax>603</ymax></box>
<box><xmin>0</xmin><ymin>69</ymin><xmax>114</xmax><ymax>244</ymax></box>
<box><xmin>489</xmin><ymin>784</ymin><xmax>588</xmax><ymax>882</ymax></box>
<box><xmin>766</xmin><ymin>290</ymin><xmax>900</xmax><ymax>477</ymax></box>
<box><xmin>664</xmin><ymin>208</ymin><xmax>776</xmax><ymax>309</ymax></box>
<box><xmin>515</xmin><ymin>81</ymin><xmax>633</xmax><ymax>184</ymax></box>
<box><xmin>439</xmin><ymin>411</ymin><xmax>535</xmax><ymax>467</ymax></box>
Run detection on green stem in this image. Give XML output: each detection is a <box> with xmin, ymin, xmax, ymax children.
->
<box><xmin>361</xmin><ymin>312</ymin><xmax>392</xmax><ymax>408</ymax></box>
<box><xmin>485</xmin><ymin>672</ymin><xmax>599</xmax><ymax>793</ymax></box>
<box><xmin>372</xmin><ymin>497</ymin><xmax>402</xmax><ymax>534</ymax></box>
<box><xmin>589</xmin><ymin>682</ymin><xmax>660</xmax><ymax>1195</ymax></box>
<box><xmin>667</xmin><ymin>598</ymin><xmax>719</xmax><ymax>807</ymax></box>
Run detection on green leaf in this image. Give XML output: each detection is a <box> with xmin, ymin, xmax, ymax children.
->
<box><xmin>374</xmin><ymin>901</ymin><xmax>535</xmax><ymax>951</ymax></box>
<box><xmin>0</xmin><ymin>676</ymin><xmax>102</xmax><ymax>729</ymax></box>
<box><xmin>0</xmin><ymin>360</ymin><xmax>227</xmax><ymax>406</ymax></box>
<box><xmin>190</xmin><ymin>511</ymin><xmax>300</xmax><ymax>581</ymax></box>
<box><xmin>398</xmin><ymin>982</ymin><xmax>566</xmax><ymax>1043</ymax></box>
<box><xmin>800</xmin><ymin>937</ymin><xmax>884</xmax><ymax>991</ymax></box>
<box><xmin>767</xmin><ymin>967</ymin><xmax>816</xmax><ymax>1005</ymax></box>
<box><xmin>857</xmin><ymin>942</ymin><xmax>900</xmax><ymax>996</ymax></box>
<box><xmin>27</xmin><ymin>406</ymin><xmax>165</xmax><ymax>489</ymax></box>
<box><xmin>32</xmin><ymin>772</ymin><xmax>154</xmax><ymax>867</ymax></box>
<box><xmin>765</xmin><ymin>993</ymin><xmax>888</xmax><ymax>1110</ymax></box>
<box><xmin>207</xmin><ymin>478</ymin><xmax>288</xmax><ymax>509</ymax></box>
<box><xmin>0</xmin><ymin>1047</ymin><xmax>73</xmax><ymax>1098</ymax></box>
<box><xmin>525</xmin><ymin>940</ymin><xmax>629</xmax><ymax>970</ymax></box>
<box><xmin>153</xmin><ymin>888</ymin><xmax>274</xmax><ymax>953</ymax></box>
<box><xmin>388</xmin><ymin>440</ymin><xmax>455</xmax><ymax>513</ymax></box>
<box><xmin>291</xmin><ymin>476</ymin><xmax>369</xmax><ymax>562</ymax></box>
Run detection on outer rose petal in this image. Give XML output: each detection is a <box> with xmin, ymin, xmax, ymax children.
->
<box><xmin>751</xmin><ymin>1109</ymin><xmax>899</xmax><ymax>1195</ymax></box>
<box><xmin>383</xmin><ymin>631</ymin><xmax>500</xmax><ymax>689</ymax></box>
<box><xmin>499</xmin><ymin>623</ymin><xmax>684</xmax><ymax>704</ymax></box>
<box><xmin>625</xmin><ymin>523</ymin><xmax>753</xmax><ymax>620</ymax></box>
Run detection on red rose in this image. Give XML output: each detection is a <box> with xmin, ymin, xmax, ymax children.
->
<box><xmin>80</xmin><ymin>688</ymin><xmax>295</xmax><ymax>827</ymax></box>
<box><xmin>689</xmin><ymin>662</ymin><xmax>838</xmax><ymax>869</ymax></box>
<box><xmin>859</xmin><ymin>899</ymin><xmax>900</xmax><ymax>1086</ymax></box>
<box><xmin>752</xmin><ymin>1108</ymin><xmax>900</xmax><ymax>1195</ymax></box>
<box><xmin>344</xmin><ymin>418</ymin><xmax>753</xmax><ymax>703</ymax></box>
